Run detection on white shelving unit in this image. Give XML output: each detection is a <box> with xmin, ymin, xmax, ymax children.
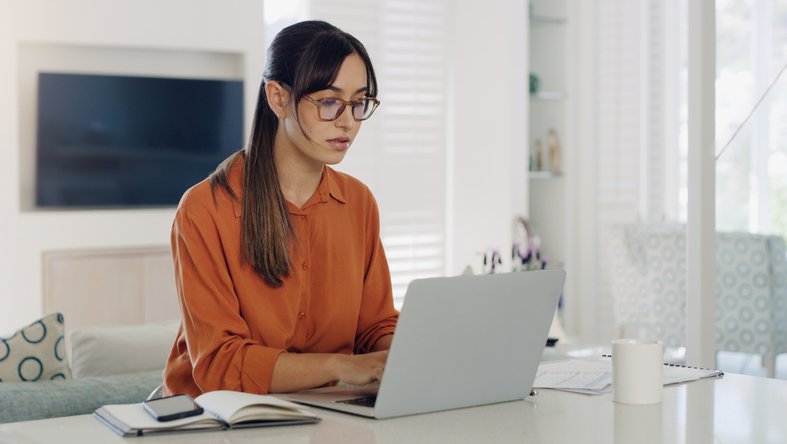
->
<box><xmin>525</xmin><ymin>0</ymin><xmax>578</xmax><ymax>340</ymax></box>
<box><xmin>530</xmin><ymin>91</ymin><xmax>565</xmax><ymax>101</ymax></box>
<box><xmin>526</xmin><ymin>0</ymin><xmax>573</xmax><ymax>290</ymax></box>
<box><xmin>529</xmin><ymin>14</ymin><xmax>566</xmax><ymax>26</ymax></box>
<box><xmin>528</xmin><ymin>171</ymin><xmax>563</xmax><ymax>180</ymax></box>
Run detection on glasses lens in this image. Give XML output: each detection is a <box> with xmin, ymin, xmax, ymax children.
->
<box><xmin>352</xmin><ymin>99</ymin><xmax>378</xmax><ymax>121</ymax></box>
<box><xmin>319</xmin><ymin>99</ymin><xmax>344</xmax><ymax>121</ymax></box>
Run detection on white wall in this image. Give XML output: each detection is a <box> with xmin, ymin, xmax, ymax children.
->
<box><xmin>0</xmin><ymin>0</ymin><xmax>530</xmax><ymax>332</ymax></box>
<box><xmin>0</xmin><ymin>0</ymin><xmax>264</xmax><ymax>332</ymax></box>
<box><xmin>446</xmin><ymin>0</ymin><xmax>528</xmax><ymax>274</ymax></box>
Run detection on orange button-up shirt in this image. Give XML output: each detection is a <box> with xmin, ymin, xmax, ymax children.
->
<box><xmin>163</xmin><ymin>155</ymin><xmax>398</xmax><ymax>397</ymax></box>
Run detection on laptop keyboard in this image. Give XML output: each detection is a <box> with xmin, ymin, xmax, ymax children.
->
<box><xmin>338</xmin><ymin>396</ymin><xmax>377</xmax><ymax>407</ymax></box>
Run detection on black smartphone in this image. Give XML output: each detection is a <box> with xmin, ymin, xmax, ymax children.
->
<box><xmin>143</xmin><ymin>394</ymin><xmax>204</xmax><ymax>422</ymax></box>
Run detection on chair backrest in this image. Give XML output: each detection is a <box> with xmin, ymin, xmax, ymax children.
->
<box><xmin>608</xmin><ymin>223</ymin><xmax>787</xmax><ymax>357</ymax></box>
<box><xmin>769</xmin><ymin>236</ymin><xmax>787</xmax><ymax>355</ymax></box>
<box><xmin>608</xmin><ymin>223</ymin><xmax>686</xmax><ymax>348</ymax></box>
<box><xmin>715</xmin><ymin>232</ymin><xmax>775</xmax><ymax>355</ymax></box>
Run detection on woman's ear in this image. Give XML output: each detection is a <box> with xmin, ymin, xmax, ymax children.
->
<box><xmin>265</xmin><ymin>80</ymin><xmax>289</xmax><ymax>118</ymax></box>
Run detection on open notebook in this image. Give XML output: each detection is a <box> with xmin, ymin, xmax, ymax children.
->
<box><xmin>534</xmin><ymin>358</ymin><xmax>724</xmax><ymax>395</ymax></box>
<box><xmin>94</xmin><ymin>391</ymin><xmax>320</xmax><ymax>437</ymax></box>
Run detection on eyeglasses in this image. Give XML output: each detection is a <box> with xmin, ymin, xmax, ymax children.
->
<box><xmin>303</xmin><ymin>96</ymin><xmax>380</xmax><ymax>121</ymax></box>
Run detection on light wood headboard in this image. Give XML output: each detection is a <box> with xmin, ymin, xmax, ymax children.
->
<box><xmin>43</xmin><ymin>246</ymin><xmax>181</xmax><ymax>331</ymax></box>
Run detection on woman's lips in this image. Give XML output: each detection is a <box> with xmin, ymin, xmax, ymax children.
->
<box><xmin>327</xmin><ymin>137</ymin><xmax>351</xmax><ymax>150</ymax></box>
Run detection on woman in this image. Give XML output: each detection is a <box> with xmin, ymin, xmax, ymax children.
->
<box><xmin>162</xmin><ymin>20</ymin><xmax>398</xmax><ymax>397</ymax></box>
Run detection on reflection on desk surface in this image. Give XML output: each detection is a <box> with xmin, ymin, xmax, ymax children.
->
<box><xmin>1</xmin><ymin>373</ymin><xmax>787</xmax><ymax>444</ymax></box>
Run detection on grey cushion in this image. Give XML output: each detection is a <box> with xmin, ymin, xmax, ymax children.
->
<box><xmin>0</xmin><ymin>370</ymin><xmax>162</xmax><ymax>424</ymax></box>
<box><xmin>69</xmin><ymin>321</ymin><xmax>178</xmax><ymax>379</ymax></box>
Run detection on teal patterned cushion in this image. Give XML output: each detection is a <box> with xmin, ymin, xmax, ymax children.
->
<box><xmin>0</xmin><ymin>370</ymin><xmax>162</xmax><ymax>424</ymax></box>
<box><xmin>0</xmin><ymin>313</ymin><xmax>71</xmax><ymax>382</ymax></box>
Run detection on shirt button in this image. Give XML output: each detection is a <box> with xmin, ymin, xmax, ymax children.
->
<box><xmin>302</xmin><ymin>262</ymin><xmax>308</xmax><ymax>270</ymax></box>
<box><xmin>298</xmin><ymin>312</ymin><xmax>306</xmax><ymax>320</ymax></box>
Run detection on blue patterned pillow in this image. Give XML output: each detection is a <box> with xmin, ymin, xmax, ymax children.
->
<box><xmin>0</xmin><ymin>313</ymin><xmax>71</xmax><ymax>382</ymax></box>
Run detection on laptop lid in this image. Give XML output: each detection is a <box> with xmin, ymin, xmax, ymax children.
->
<box><xmin>278</xmin><ymin>269</ymin><xmax>565</xmax><ymax>418</ymax></box>
<box><xmin>373</xmin><ymin>269</ymin><xmax>565</xmax><ymax>418</ymax></box>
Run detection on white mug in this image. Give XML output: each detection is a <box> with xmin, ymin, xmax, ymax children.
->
<box><xmin>612</xmin><ymin>338</ymin><xmax>663</xmax><ymax>405</ymax></box>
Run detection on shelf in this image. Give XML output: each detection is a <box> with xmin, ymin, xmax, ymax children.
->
<box><xmin>530</xmin><ymin>91</ymin><xmax>565</xmax><ymax>101</ymax></box>
<box><xmin>528</xmin><ymin>171</ymin><xmax>563</xmax><ymax>179</ymax></box>
<box><xmin>529</xmin><ymin>15</ymin><xmax>566</xmax><ymax>26</ymax></box>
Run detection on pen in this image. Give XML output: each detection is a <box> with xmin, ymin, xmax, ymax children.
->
<box><xmin>601</xmin><ymin>354</ymin><xmax>719</xmax><ymax>371</ymax></box>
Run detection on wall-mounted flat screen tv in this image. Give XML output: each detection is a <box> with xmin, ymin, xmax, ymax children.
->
<box><xmin>36</xmin><ymin>72</ymin><xmax>243</xmax><ymax>208</ymax></box>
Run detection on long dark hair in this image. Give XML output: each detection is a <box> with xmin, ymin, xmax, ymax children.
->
<box><xmin>210</xmin><ymin>20</ymin><xmax>378</xmax><ymax>287</ymax></box>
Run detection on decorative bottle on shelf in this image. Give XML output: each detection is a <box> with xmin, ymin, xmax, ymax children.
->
<box><xmin>529</xmin><ymin>73</ymin><xmax>540</xmax><ymax>94</ymax></box>
<box><xmin>547</xmin><ymin>128</ymin><xmax>560</xmax><ymax>173</ymax></box>
<box><xmin>535</xmin><ymin>139</ymin><xmax>543</xmax><ymax>171</ymax></box>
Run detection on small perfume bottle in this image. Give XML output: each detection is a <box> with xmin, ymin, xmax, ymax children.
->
<box><xmin>547</xmin><ymin>128</ymin><xmax>560</xmax><ymax>173</ymax></box>
<box><xmin>535</xmin><ymin>139</ymin><xmax>543</xmax><ymax>171</ymax></box>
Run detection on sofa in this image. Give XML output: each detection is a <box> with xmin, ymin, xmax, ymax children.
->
<box><xmin>0</xmin><ymin>318</ymin><xmax>177</xmax><ymax>424</ymax></box>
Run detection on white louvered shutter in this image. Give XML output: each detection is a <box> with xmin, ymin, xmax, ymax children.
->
<box><xmin>265</xmin><ymin>0</ymin><xmax>449</xmax><ymax>308</ymax></box>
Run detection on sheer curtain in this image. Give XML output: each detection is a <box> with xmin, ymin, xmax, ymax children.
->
<box><xmin>712</xmin><ymin>0</ymin><xmax>787</xmax><ymax>376</ymax></box>
<box><xmin>715</xmin><ymin>0</ymin><xmax>787</xmax><ymax>238</ymax></box>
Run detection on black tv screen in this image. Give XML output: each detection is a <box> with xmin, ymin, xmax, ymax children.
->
<box><xmin>36</xmin><ymin>72</ymin><xmax>243</xmax><ymax>208</ymax></box>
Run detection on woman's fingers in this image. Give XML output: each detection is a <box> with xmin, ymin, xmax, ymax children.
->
<box><xmin>336</xmin><ymin>351</ymin><xmax>389</xmax><ymax>385</ymax></box>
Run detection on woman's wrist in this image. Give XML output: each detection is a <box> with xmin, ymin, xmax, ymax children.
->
<box><xmin>327</xmin><ymin>353</ymin><xmax>348</xmax><ymax>381</ymax></box>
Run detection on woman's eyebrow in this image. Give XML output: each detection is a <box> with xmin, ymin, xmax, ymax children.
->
<box><xmin>325</xmin><ymin>85</ymin><xmax>369</xmax><ymax>94</ymax></box>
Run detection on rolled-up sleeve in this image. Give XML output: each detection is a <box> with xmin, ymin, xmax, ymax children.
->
<box><xmin>354</xmin><ymin>192</ymin><xmax>399</xmax><ymax>354</ymax></box>
<box><xmin>170</xmin><ymin>201</ymin><xmax>284</xmax><ymax>395</ymax></box>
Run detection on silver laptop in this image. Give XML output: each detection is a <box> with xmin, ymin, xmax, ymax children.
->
<box><xmin>280</xmin><ymin>269</ymin><xmax>565</xmax><ymax>419</ymax></box>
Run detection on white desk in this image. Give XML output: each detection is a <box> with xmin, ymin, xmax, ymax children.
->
<box><xmin>1</xmin><ymin>373</ymin><xmax>786</xmax><ymax>443</ymax></box>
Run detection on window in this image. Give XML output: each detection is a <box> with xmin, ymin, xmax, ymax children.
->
<box><xmin>713</xmin><ymin>0</ymin><xmax>787</xmax><ymax>237</ymax></box>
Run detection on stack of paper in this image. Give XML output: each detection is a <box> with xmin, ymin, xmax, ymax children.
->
<box><xmin>534</xmin><ymin>358</ymin><xmax>724</xmax><ymax>395</ymax></box>
<box><xmin>535</xmin><ymin>359</ymin><xmax>613</xmax><ymax>394</ymax></box>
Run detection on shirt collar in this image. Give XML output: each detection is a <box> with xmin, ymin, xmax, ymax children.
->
<box><xmin>322</xmin><ymin>166</ymin><xmax>347</xmax><ymax>205</ymax></box>
<box><xmin>229</xmin><ymin>157</ymin><xmax>347</xmax><ymax>218</ymax></box>
<box><xmin>289</xmin><ymin>166</ymin><xmax>347</xmax><ymax>214</ymax></box>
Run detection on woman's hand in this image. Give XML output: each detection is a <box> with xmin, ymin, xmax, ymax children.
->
<box><xmin>332</xmin><ymin>351</ymin><xmax>388</xmax><ymax>385</ymax></box>
<box><xmin>269</xmin><ymin>351</ymin><xmax>388</xmax><ymax>393</ymax></box>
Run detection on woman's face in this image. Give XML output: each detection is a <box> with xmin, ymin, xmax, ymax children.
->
<box><xmin>281</xmin><ymin>52</ymin><xmax>369</xmax><ymax>168</ymax></box>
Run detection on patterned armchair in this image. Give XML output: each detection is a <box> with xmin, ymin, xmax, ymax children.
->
<box><xmin>608</xmin><ymin>223</ymin><xmax>787</xmax><ymax>375</ymax></box>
